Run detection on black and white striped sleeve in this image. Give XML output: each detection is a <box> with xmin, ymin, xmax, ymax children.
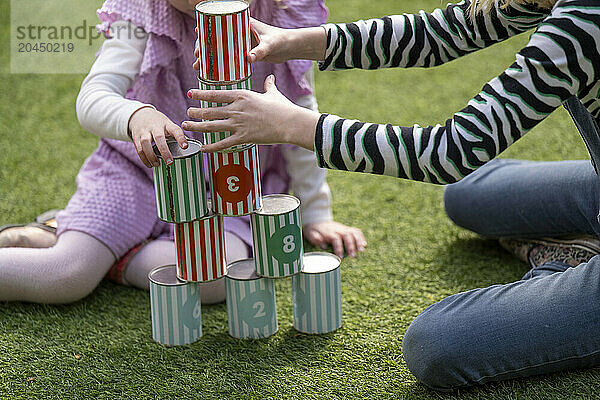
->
<box><xmin>319</xmin><ymin>1</ymin><xmax>548</xmax><ymax>71</ymax></box>
<box><xmin>314</xmin><ymin>1</ymin><xmax>600</xmax><ymax>183</ymax></box>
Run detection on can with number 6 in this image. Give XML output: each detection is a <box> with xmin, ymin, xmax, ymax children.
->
<box><xmin>251</xmin><ymin>194</ymin><xmax>303</xmax><ymax>278</ymax></box>
<box><xmin>207</xmin><ymin>145</ymin><xmax>262</xmax><ymax>216</ymax></box>
<box><xmin>225</xmin><ymin>259</ymin><xmax>278</xmax><ymax>339</ymax></box>
<box><xmin>148</xmin><ymin>265</ymin><xmax>203</xmax><ymax>346</ymax></box>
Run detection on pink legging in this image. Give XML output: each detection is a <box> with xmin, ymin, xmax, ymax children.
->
<box><xmin>0</xmin><ymin>230</ymin><xmax>248</xmax><ymax>304</ymax></box>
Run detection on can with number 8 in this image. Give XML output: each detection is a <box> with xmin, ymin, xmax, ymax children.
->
<box><xmin>207</xmin><ymin>145</ymin><xmax>262</xmax><ymax>216</ymax></box>
<box><xmin>148</xmin><ymin>265</ymin><xmax>203</xmax><ymax>346</ymax></box>
<box><xmin>225</xmin><ymin>259</ymin><xmax>278</xmax><ymax>339</ymax></box>
<box><xmin>251</xmin><ymin>194</ymin><xmax>303</xmax><ymax>278</ymax></box>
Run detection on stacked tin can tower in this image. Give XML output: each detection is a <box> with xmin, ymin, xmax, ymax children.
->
<box><xmin>147</xmin><ymin>0</ymin><xmax>342</xmax><ymax>345</ymax></box>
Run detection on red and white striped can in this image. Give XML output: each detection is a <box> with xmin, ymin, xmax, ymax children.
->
<box><xmin>207</xmin><ymin>145</ymin><xmax>262</xmax><ymax>216</ymax></box>
<box><xmin>174</xmin><ymin>211</ymin><xmax>227</xmax><ymax>283</ymax></box>
<box><xmin>196</xmin><ymin>0</ymin><xmax>251</xmax><ymax>83</ymax></box>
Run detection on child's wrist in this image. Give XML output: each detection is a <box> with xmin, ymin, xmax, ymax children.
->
<box><xmin>283</xmin><ymin>105</ymin><xmax>320</xmax><ymax>150</ymax></box>
<box><xmin>290</xmin><ymin>27</ymin><xmax>327</xmax><ymax>61</ymax></box>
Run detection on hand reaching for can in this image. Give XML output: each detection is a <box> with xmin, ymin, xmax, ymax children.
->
<box><xmin>192</xmin><ymin>18</ymin><xmax>327</xmax><ymax>70</ymax></box>
<box><xmin>183</xmin><ymin>75</ymin><xmax>321</xmax><ymax>152</ymax></box>
<box><xmin>129</xmin><ymin>107</ymin><xmax>189</xmax><ymax>168</ymax></box>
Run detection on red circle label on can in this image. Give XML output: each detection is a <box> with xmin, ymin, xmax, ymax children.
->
<box><xmin>215</xmin><ymin>164</ymin><xmax>252</xmax><ymax>204</ymax></box>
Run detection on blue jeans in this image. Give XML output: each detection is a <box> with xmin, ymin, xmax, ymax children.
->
<box><xmin>402</xmin><ymin>159</ymin><xmax>600</xmax><ymax>391</ymax></box>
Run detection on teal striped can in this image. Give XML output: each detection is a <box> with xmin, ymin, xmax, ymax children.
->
<box><xmin>152</xmin><ymin>139</ymin><xmax>209</xmax><ymax>223</ymax></box>
<box><xmin>148</xmin><ymin>265</ymin><xmax>203</xmax><ymax>346</ymax></box>
<box><xmin>198</xmin><ymin>77</ymin><xmax>252</xmax><ymax>153</ymax></box>
<box><xmin>292</xmin><ymin>252</ymin><xmax>342</xmax><ymax>334</ymax></box>
<box><xmin>226</xmin><ymin>259</ymin><xmax>278</xmax><ymax>339</ymax></box>
<box><xmin>251</xmin><ymin>194</ymin><xmax>303</xmax><ymax>278</ymax></box>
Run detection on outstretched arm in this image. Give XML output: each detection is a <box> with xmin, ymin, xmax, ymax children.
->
<box><xmin>185</xmin><ymin>2</ymin><xmax>599</xmax><ymax>183</ymax></box>
<box><xmin>320</xmin><ymin>1</ymin><xmax>548</xmax><ymax>71</ymax></box>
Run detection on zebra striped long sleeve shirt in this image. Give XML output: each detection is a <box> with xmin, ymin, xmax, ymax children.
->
<box><xmin>314</xmin><ymin>0</ymin><xmax>600</xmax><ymax>183</ymax></box>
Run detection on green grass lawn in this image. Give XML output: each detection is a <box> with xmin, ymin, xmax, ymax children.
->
<box><xmin>1</xmin><ymin>0</ymin><xmax>599</xmax><ymax>399</ymax></box>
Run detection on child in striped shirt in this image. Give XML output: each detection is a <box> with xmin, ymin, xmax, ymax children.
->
<box><xmin>186</xmin><ymin>0</ymin><xmax>600</xmax><ymax>391</ymax></box>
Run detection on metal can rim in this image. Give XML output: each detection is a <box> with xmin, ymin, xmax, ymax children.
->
<box><xmin>198</xmin><ymin>75</ymin><xmax>252</xmax><ymax>87</ymax></box>
<box><xmin>225</xmin><ymin>258</ymin><xmax>262</xmax><ymax>281</ymax></box>
<box><xmin>300</xmin><ymin>252</ymin><xmax>341</xmax><ymax>274</ymax></box>
<box><xmin>157</xmin><ymin>210</ymin><xmax>215</xmax><ymax>223</ymax></box>
<box><xmin>256</xmin><ymin>270</ymin><xmax>301</xmax><ymax>279</ymax></box>
<box><xmin>176</xmin><ymin>274</ymin><xmax>225</xmax><ymax>284</ymax></box>
<box><xmin>153</xmin><ymin>138</ymin><xmax>203</xmax><ymax>160</ymax></box>
<box><xmin>195</xmin><ymin>0</ymin><xmax>249</xmax><ymax>16</ymax></box>
<box><xmin>148</xmin><ymin>265</ymin><xmax>188</xmax><ymax>286</ymax></box>
<box><xmin>254</xmin><ymin>194</ymin><xmax>300</xmax><ymax>216</ymax></box>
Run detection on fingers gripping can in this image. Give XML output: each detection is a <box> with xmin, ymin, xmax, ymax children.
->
<box><xmin>174</xmin><ymin>211</ymin><xmax>227</xmax><ymax>283</ymax></box>
<box><xmin>149</xmin><ymin>265</ymin><xmax>203</xmax><ymax>346</ymax></box>
<box><xmin>198</xmin><ymin>77</ymin><xmax>252</xmax><ymax>153</ymax></box>
<box><xmin>251</xmin><ymin>194</ymin><xmax>304</xmax><ymax>278</ymax></box>
<box><xmin>152</xmin><ymin>139</ymin><xmax>209</xmax><ymax>223</ymax></box>
<box><xmin>292</xmin><ymin>252</ymin><xmax>342</xmax><ymax>334</ymax></box>
<box><xmin>226</xmin><ymin>259</ymin><xmax>278</xmax><ymax>339</ymax></box>
<box><xmin>196</xmin><ymin>0</ymin><xmax>251</xmax><ymax>83</ymax></box>
<box><xmin>207</xmin><ymin>145</ymin><xmax>262</xmax><ymax>216</ymax></box>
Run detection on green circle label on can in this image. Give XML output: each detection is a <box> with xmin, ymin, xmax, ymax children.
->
<box><xmin>181</xmin><ymin>297</ymin><xmax>203</xmax><ymax>329</ymax></box>
<box><xmin>269</xmin><ymin>224</ymin><xmax>302</xmax><ymax>265</ymax></box>
<box><xmin>240</xmin><ymin>290</ymin><xmax>275</xmax><ymax>330</ymax></box>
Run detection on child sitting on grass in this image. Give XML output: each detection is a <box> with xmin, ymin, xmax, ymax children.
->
<box><xmin>0</xmin><ymin>0</ymin><xmax>366</xmax><ymax>304</ymax></box>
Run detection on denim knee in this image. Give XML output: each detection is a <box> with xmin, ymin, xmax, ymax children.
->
<box><xmin>444</xmin><ymin>182</ymin><xmax>474</xmax><ymax>232</ymax></box>
<box><xmin>402</xmin><ymin>306</ymin><xmax>469</xmax><ymax>391</ymax></box>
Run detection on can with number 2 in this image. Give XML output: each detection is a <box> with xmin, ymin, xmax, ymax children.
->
<box><xmin>225</xmin><ymin>259</ymin><xmax>278</xmax><ymax>339</ymax></box>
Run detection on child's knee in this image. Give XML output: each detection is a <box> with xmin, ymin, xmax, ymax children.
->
<box><xmin>402</xmin><ymin>307</ymin><xmax>470</xmax><ymax>391</ymax></box>
<box><xmin>443</xmin><ymin>183</ymin><xmax>472</xmax><ymax>230</ymax></box>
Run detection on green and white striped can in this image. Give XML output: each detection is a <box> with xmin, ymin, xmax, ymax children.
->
<box><xmin>292</xmin><ymin>252</ymin><xmax>342</xmax><ymax>334</ymax></box>
<box><xmin>198</xmin><ymin>77</ymin><xmax>253</xmax><ymax>153</ymax></box>
<box><xmin>148</xmin><ymin>265</ymin><xmax>203</xmax><ymax>346</ymax></box>
<box><xmin>152</xmin><ymin>139</ymin><xmax>209</xmax><ymax>223</ymax></box>
<box><xmin>225</xmin><ymin>259</ymin><xmax>278</xmax><ymax>339</ymax></box>
<box><xmin>251</xmin><ymin>194</ymin><xmax>303</xmax><ymax>278</ymax></box>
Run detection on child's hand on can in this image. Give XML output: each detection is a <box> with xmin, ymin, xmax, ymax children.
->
<box><xmin>128</xmin><ymin>107</ymin><xmax>188</xmax><ymax>168</ymax></box>
<box><xmin>183</xmin><ymin>75</ymin><xmax>320</xmax><ymax>152</ymax></box>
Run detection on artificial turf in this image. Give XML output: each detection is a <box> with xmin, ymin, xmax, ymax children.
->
<box><xmin>1</xmin><ymin>0</ymin><xmax>599</xmax><ymax>399</ymax></box>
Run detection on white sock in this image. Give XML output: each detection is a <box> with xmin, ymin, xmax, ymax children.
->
<box><xmin>0</xmin><ymin>231</ymin><xmax>115</xmax><ymax>304</ymax></box>
<box><xmin>125</xmin><ymin>231</ymin><xmax>249</xmax><ymax>304</ymax></box>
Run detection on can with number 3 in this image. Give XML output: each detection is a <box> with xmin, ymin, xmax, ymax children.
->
<box><xmin>207</xmin><ymin>145</ymin><xmax>262</xmax><ymax>216</ymax></box>
<box><xmin>225</xmin><ymin>259</ymin><xmax>278</xmax><ymax>339</ymax></box>
<box><xmin>251</xmin><ymin>194</ymin><xmax>303</xmax><ymax>278</ymax></box>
